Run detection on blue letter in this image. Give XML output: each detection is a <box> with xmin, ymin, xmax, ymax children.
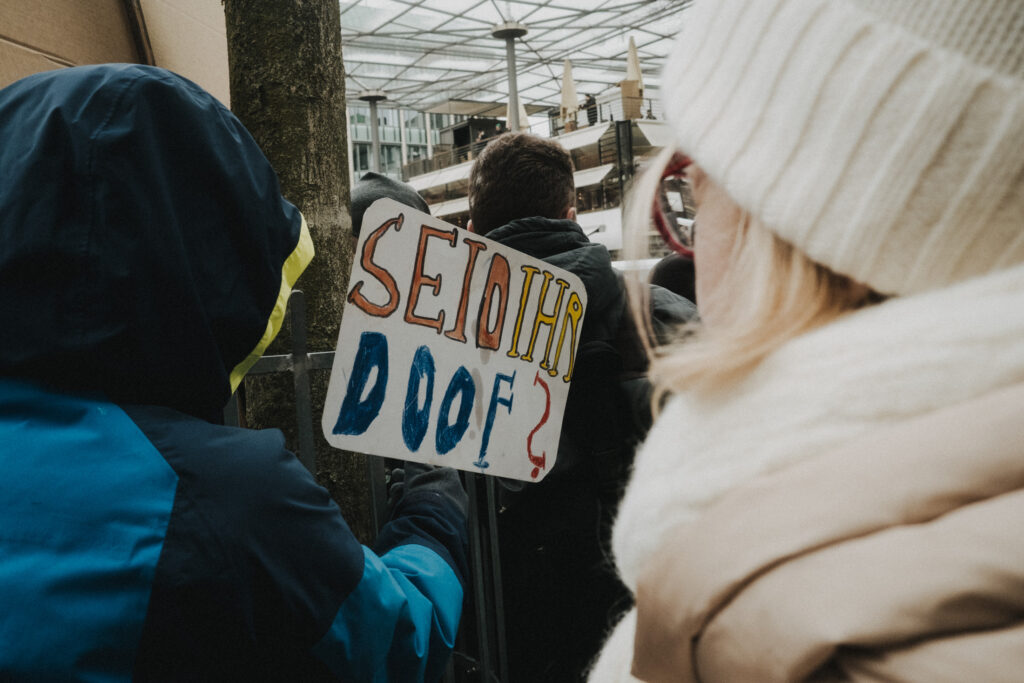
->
<box><xmin>402</xmin><ymin>345</ymin><xmax>435</xmax><ymax>451</ymax></box>
<box><xmin>435</xmin><ymin>367</ymin><xmax>475</xmax><ymax>455</ymax></box>
<box><xmin>333</xmin><ymin>331</ymin><xmax>388</xmax><ymax>435</ymax></box>
<box><xmin>476</xmin><ymin>371</ymin><xmax>515</xmax><ymax>469</ymax></box>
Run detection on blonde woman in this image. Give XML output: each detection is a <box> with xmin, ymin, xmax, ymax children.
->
<box><xmin>590</xmin><ymin>0</ymin><xmax>1024</xmax><ymax>681</ymax></box>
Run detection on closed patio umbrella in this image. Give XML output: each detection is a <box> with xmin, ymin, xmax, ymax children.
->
<box><xmin>560</xmin><ymin>59</ymin><xmax>579</xmax><ymax>130</ymax></box>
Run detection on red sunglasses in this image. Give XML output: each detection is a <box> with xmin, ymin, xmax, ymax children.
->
<box><xmin>651</xmin><ymin>153</ymin><xmax>695</xmax><ymax>258</ymax></box>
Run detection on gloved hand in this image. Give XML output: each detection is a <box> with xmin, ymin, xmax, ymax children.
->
<box><xmin>387</xmin><ymin>462</ymin><xmax>469</xmax><ymax>519</ymax></box>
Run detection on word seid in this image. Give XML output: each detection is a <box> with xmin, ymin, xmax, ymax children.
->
<box><xmin>346</xmin><ymin>214</ymin><xmax>584</xmax><ymax>383</ymax></box>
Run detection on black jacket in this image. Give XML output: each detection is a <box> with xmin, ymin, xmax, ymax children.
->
<box><xmin>487</xmin><ymin>216</ymin><xmax>695</xmax><ymax>481</ymax></box>
<box><xmin>485</xmin><ymin>216</ymin><xmax>694</xmax><ymax>682</ymax></box>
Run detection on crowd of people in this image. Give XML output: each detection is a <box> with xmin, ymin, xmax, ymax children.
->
<box><xmin>2</xmin><ymin>0</ymin><xmax>1022</xmax><ymax>680</ymax></box>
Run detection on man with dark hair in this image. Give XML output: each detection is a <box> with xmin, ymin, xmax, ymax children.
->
<box><xmin>468</xmin><ymin>132</ymin><xmax>695</xmax><ymax>682</ymax></box>
<box><xmin>468</xmin><ymin>132</ymin><xmax>576</xmax><ymax>236</ymax></box>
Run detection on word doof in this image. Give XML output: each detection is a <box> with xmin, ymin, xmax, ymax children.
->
<box><xmin>347</xmin><ymin>214</ymin><xmax>584</xmax><ymax>383</ymax></box>
<box><xmin>332</xmin><ymin>331</ymin><xmax>553</xmax><ymax>477</ymax></box>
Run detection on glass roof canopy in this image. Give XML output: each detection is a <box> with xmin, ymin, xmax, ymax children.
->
<box><xmin>339</xmin><ymin>0</ymin><xmax>692</xmax><ymax>114</ymax></box>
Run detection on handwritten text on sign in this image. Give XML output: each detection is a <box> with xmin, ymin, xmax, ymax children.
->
<box><xmin>321</xmin><ymin>199</ymin><xmax>587</xmax><ymax>481</ymax></box>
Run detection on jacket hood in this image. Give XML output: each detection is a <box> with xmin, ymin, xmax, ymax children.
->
<box><xmin>0</xmin><ymin>64</ymin><xmax>313</xmax><ymax>419</ymax></box>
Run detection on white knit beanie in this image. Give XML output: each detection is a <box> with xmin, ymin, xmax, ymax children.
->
<box><xmin>662</xmin><ymin>0</ymin><xmax>1024</xmax><ymax>295</ymax></box>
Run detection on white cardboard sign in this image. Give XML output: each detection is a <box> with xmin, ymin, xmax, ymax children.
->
<box><xmin>322</xmin><ymin>199</ymin><xmax>588</xmax><ymax>482</ymax></box>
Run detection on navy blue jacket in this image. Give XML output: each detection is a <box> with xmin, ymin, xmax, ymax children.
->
<box><xmin>0</xmin><ymin>64</ymin><xmax>467</xmax><ymax>681</ymax></box>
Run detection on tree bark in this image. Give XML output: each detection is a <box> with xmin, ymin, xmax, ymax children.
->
<box><xmin>223</xmin><ymin>0</ymin><xmax>371</xmax><ymax>541</ymax></box>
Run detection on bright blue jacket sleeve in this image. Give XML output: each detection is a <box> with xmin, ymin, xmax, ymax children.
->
<box><xmin>312</xmin><ymin>488</ymin><xmax>469</xmax><ymax>682</ymax></box>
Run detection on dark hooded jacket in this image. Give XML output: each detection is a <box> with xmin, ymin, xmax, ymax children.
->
<box><xmin>485</xmin><ymin>216</ymin><xmax>694</xmax><ymax>682</ymax></box>
<box><xmin>0</xmin><ymin>64</ymin><xmax>466</xmax><ymax>682</ymax></box>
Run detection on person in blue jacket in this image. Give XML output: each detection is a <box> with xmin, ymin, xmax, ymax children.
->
<box><xmin>0</xmin><ymin>63</ymin><xmax>468</xmax><ymax>682</ymax></box>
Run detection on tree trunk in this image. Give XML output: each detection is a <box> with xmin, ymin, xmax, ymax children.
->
<box><xmin>223</xmin><ymin>0</ymin><xmax>371</xmax><ymax>541</ymax></box>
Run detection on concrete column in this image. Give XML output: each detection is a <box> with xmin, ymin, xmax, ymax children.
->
<box><xmin>398</xmin><ymin>107</ymin><xmax>408</xmax><ymax>168</ymax></box>
<box><xmin>346</xmin><ymin>103</ymin><xmax>355</xmax><ymax>184</ymax></box>
<box><xmin>491</xmin><ymin>22</ymin><xmax>528</xmax><ymax>132</ymax></box>
<box><xmin>358</xmin><ymin>89</ymin><xmax>387</xmax><ymax>173</ymax></box>
<box><xmin>425</xmin><ymin>112</ymin><xmax>433</xmax><ymax>159</ymax></box>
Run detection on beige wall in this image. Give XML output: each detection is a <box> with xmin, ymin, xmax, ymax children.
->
<box><xmin>0</xmin><ymin>0</ymin><xmax>140</xmax><ymax>87</ymax></box>
<box><xmin>139</xmin><ymin>0</ymin><xmax>229</xmax><ymax>105</ymax></box>
<box><xmin>0</xmin><ymin>0</ymin><xmax>229</xmax><ymax>105</ymax></box>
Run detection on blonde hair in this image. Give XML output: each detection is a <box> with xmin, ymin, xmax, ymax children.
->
<box><xmin>625</xmin><ymin>147</ymin><xmax>878</xmax><ymax>405</ymax></box>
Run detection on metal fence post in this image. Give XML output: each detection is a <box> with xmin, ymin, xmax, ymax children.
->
<box><xmin>367</xmin><ymin>456</ymin><xmax>390</xmax><ymax>536</ymax></box>
<box><xmin>484</xmin><ymin>476</ymin><xmax>508</xmax><ymax>682</ymax></box>
<box><xmin>288</xmin><ymin>291</ymin><xmax>317</xmax><ymax>473</ymax></box>
<box><xmin>222</xmin><ymin>392</ymin><xmax>241</xmax><ymax>427</ymax></box>
<box><xmin>460</xmin><ymin>473</ymin><xmax>509</xmax><ymax>682</ymax></box>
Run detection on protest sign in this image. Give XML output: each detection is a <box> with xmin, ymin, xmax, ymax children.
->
<box><xmin>322</xmin><ymin>199</ymin><xmax>587</xmax><ymax>482</ymax></box>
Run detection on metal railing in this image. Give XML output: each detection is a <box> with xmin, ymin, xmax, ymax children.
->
<box><xmin>401</xmin><ymin>140</ymin><xmax>492</xmax><ymax>179</ymax></box>
<box><xmin>402</xmin><ymin>100</ymin><xmax>661</xmax><ymax>181</ymax></box>
<box><xmin>551</xmin><ymin>95</ymin><xmax>662</xmax><ymax>137</ymax></box>
<box><xmin>223</xmin><ymin>289</ymin><xmax>507</xmax><ymax>682</ymax></box>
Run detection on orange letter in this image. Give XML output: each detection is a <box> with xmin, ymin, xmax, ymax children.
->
<box><xmin>444</xmin><ymin>236</ymin><xmax>487</xmax><ymax>343</ymax></box>
<box><xmin>347</xmin><ymin>214</ymin><xmax>403</xmax><ymax>318</ymax></box>
<box><xmin>405</xmin><ymin>225</ymin><xmax>457</xmax><ymax>333</ymax></box>
<box><xmin>476</xmin><ymin>253</ymin><xmax>510</xmax><ymax>350</ymax></box>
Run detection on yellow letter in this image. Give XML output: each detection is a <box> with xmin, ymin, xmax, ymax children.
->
<box><xmin>522</xmin><ymin>273</ymin><xmax>568</xmax><ymax>369</ymax></box>
<box><xmin>506</xmin><ymin>265</ymin><xmax>539</xmax><ymax>358</ymax></box>
<box><xmin>552</xmin><ymin>290</ymin><xmax>584</xmax><ymax>381</ymax></box>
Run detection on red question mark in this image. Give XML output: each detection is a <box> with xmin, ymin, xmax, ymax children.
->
<box><xmin>526</xmin><ymin>371</ymin><xmax>551</xmax><ymax>479</ymax></box>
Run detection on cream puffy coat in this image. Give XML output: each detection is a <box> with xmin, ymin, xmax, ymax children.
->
<box><xmin>589</xmin><ymin>262</ymin><xmax>1024</xmax><ymax>682</ymax></box>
